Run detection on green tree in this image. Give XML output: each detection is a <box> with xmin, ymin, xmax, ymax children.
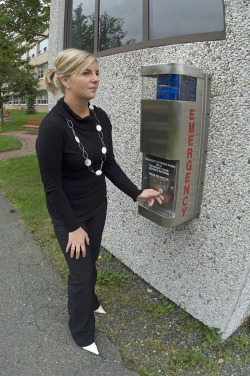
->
<box><xmin>0</xmin><ymin>60</ymin><xmax>39</xmax><ymax>126</ymax></box>
<box><xmin>26</xmin><ymin>95</ymin><xmax>37</xmax><ymax>115</ymax></box>
<box><xmin>0</xmin><ymin>0</ymin><xmax>50</xmax><ymax>127</ymax></box>
<box><xmin>72</xmin><ymin>5</ymin><xmax>127</xmax><ymax>52</ymax></box>
<box><xmin>0</xmin><ymin>0</ymin><xmax>50</xmax><ymax>44</ymax></box>
<box><xmin>72</xmin><ymin>4</ymin><xmax>94</xmax><ymax>52</ymax></box>
<box><xmin>99</xmin><ymin>11</ymin><xmax>127</xmax><ymax>50</ymax></box>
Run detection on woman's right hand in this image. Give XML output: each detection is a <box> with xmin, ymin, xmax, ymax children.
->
<box><xmin>66</xmin><ymin>227</ymin><xmax>90</xmax><ymax>259</ymax></box>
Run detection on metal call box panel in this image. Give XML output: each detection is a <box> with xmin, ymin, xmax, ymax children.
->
<box><xmin>138</xmin><ymin>63</ymin><xmax>211</xmax><ymax>227</ymax></box>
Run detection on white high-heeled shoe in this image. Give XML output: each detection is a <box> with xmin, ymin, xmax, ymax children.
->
<box><xmin>94</xmin><ymin>305</ymin><xmax>106</xmax><ymax>314</ymax></box>
<box><xmin>82</xmin><ymin>342</ymin><xmax>99</xmax><ymax>355</ymax></box>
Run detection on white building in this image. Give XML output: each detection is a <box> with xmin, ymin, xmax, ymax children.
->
<box><xmin>7</xmin><ymin>35</ymin><xmax>49</xmax><ymax>113</ymax></box>
<box><xmin>48</xmin><ymin>0</ymin><xmax>249</xmax><ymax>339</ymax></box>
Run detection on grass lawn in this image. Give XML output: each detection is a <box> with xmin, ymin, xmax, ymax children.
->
<box><xmin>0</xmin><ymin>109</ymin><xmax>47</xmax><ymax>132</ymax></box>
<box><xmin>0</xmin><ymin>155</ymin><xmax>68</xmax><ymax>278</ymax></box>
<box><xmin>0</xmin><ymin>155</ymin><xmax>249</xmax><ymax>376</ymax></box>
<box><xmin>0</xmin><ymin>135</ymin><xmax>22</xmax><ymax>152</ymax></box>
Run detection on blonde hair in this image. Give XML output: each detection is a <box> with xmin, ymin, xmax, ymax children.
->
<box><xmin>44</xmin><ymin>48</ymin><xmax>98</xmax><ymax>95</ymax></box>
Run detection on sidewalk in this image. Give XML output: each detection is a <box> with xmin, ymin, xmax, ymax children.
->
<box><xmin>2</xmin><ymin>131</ymin><xmax>249</xmax><ymax>375</ymax></box>
<box><xmin>0</xmin><ymin>133</ymin><xmax>138</xmax><ymax>375</ymax></box>
<box><xmin>0</xmin><ymin>131</ymin><xmax>37</xmax><ymax>160</ymax></box>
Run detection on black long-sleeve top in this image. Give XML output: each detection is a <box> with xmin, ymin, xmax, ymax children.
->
<box><xmin>36</xmin><ymin>98</ymin><xmax>142</xmax><ymax>232</ymax></box>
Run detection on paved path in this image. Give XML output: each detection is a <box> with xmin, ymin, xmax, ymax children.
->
<box><xmin>0</xmin><ymin>131</ymin><xmax>37</xmax><ymax>160</ymax></box>
<box><xmin>0</xmin><ymin>133</ymin><xmax>138</xmax><ymax>376</ymax></box>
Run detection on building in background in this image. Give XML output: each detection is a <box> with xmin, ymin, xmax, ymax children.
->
<box><xmin>6</xmin><ymin>34</ymin><xmax>49</xmax><ymax>112</ymax></box>
<box><xmin>49</xmin><ymin>0</ymin><xmax>249</xmax><ymax>339</ymax></box>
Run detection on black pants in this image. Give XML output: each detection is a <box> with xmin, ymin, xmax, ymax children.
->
<box><xmin>52</xmin><ymin>202</ymin><xmax>107</xmax><ymax>347</ymax></box>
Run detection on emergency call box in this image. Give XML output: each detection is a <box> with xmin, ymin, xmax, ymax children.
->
<box><xmin>138</xmin><ymin>63</ymin><xmax>211</xmax><ymax>227</ymax></box>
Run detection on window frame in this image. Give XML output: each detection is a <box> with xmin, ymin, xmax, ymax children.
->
<box><xmin>37</xmin><ymin>62</ymin><xmax>48</xmax><ymax>79</ymax></box>
<box><xmin>64</xmin><ymin>0</ymin><xmax>225</xmax><ymax>56</ymax></box>
<box><xmin>37</xmin><ymin>90</ymin><xmax>48</xmax><ymax>105</ymax></box>
<box><xmin>20</xmin><ymin>97</ymin><xmax>26</xmax><ymax>105</ymax></box>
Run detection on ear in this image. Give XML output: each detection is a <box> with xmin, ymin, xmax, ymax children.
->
<box><xmin>60</xmin><ymin>76</ymin><xmax>71</xmax><ymax>89</ymax></box>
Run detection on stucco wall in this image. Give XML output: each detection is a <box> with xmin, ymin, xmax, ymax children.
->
<box><xmin>48</xmin><ymin>0</ymin><xmax>65</xmax><ymax>107</ymax></box>
<box><xmin>49</xmin><ymin>0</ymin><xmax>250</xmax><ymax>338</ymax></box>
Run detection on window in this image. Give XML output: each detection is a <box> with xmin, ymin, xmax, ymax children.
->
<box><xmin>37</xmin><ymin>90</ymin><xmax>48</xmax><ymax>105</ymax></box>
<box><xmin>71</xmin><ymin>0</ymin><xmax>95</xmax><ymax>52</ymax></box>
<box><xmin>65</xmin><ymin>0</ymin><xmax>225</xmax><ymax>56</ymax></box>
<box><xmin>37</xmin><ymin>62</ymin><xmax>48</xmax><ymax>79</ymax></box>
<box><xmin>28</xmin><ymin>45</ymin><xmax>36</xmax><ymax>59</ymax></box>
<box><xmin>7</xmin><ymin>97</ymin><xmax>13</xmax><ymax>105</ymax></box>
<box><xmin>38</xmin><ymin>38</ymin><xmax>49</xmax><ymax>54</ymax></box>
<box><xmin>13</xmin><ymin>98</ymin><xmax>19</xmax><ymax>105</ymax></box>
<box><xmin>99</xmin><ymin>0</ymin><xmax>143</xmax><ymax>51</ymax></box>
<box><xmin>149</xmin><ymin>0</ymin><xmax>224</xmax><ymax>40</ymax></box>
<box><xmin>20</xmin><ymin>97</ymin><xmax>26</xmax><ymax>105</ymax></box>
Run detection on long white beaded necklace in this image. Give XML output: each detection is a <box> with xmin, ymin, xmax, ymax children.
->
<box><xmin>66</xmin><ymin>103</ymin><xmax>107</xmax><ymax>176</ymax></box>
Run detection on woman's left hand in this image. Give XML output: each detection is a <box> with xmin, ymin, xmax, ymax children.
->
<box><xmin>136</xmin><ymin>189</ymin><xmax>164</xmax><ymax>207</ymax></box>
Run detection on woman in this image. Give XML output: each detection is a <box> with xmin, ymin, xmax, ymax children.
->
<box><xmin>36</xmin><ymin>48</ymin><xmax>163</xmax><ymax>355</ymax></box>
